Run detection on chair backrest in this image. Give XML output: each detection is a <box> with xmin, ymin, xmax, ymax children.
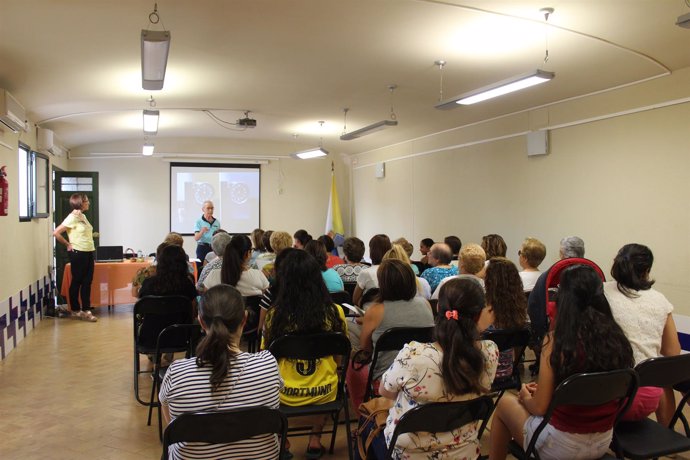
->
<box><xmin>481</xmin><ymin>328</ymin><xmax>531</xmax><ymax>389</ymax></box>
<box><xmin>329</xmin><ymin>290</ymin><xmax>353</xmax><ymax>307</ymax></box>
<box><xmin>162</xmin><ymin>406</ymin><xmax>287</xmax><ymax>460</ymax></box>
<box><xmin>134</xmin><ymin>295</ymin><xmax>194</xmax><ymax>350</ymax></box>
<box><xmin>544</xmin><ymin>258</ymin><xmax>606</xmax><ymax>326</ymax></box>
<box><xmin>155</xmin><ymin>324</ymin><xmax>203</xmax><ymax>359</ymax></box>
<box><xmin>386</xmin><ymin>396</ymin><xmax>494</xmax><ymax>459</ymax></box>
<box><xmin>243</xmin><ymin>295</ymin><xmax>263</xmax><ymax>333</ymax></box>
<box><xmin>634</xmin><ymin>354</ymin><xmax>690</xmax><ymax>388</ymax></box>
<box><xmin>343</xmin><ymin>281</ymin><xmax>357</xmax><ymax>297</ymax></box>
<box><xmin>365</xmin><ymin>326</ymin><xmax>435</xmax><ymax>401</ymax></box>
<box><xmin>524</xmin><ymin>369</ymin><xmax>638</xmax><ymax>457</ymax></box>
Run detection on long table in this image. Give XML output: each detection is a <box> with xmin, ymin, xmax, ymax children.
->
<box><xmin>61</xmin><ymin>260</ymin><xmax>151</xmax><ymax>309</ymax></box>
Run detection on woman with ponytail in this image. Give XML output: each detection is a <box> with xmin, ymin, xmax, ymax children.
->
<box><xmin>490</xmin><ymin>265</ymin><xmax>635</xmax><ymax>460</ymax></box>
<box><xmin>363</xmin><ymin>277</ymin><xmax>498</xmax><ymax>459</ymax></box>
<box><xmin>604</xmin><ymin>243</ymin><xmax>680</xmax><ymax>424</ymax></box>
<box><xmin>159</xmin><ymin>284</ymin><xmax>282</xmax><ymax>460</ymax></box>
<box><xmin>203</xmin><ymin>234</ymin><xmax>269</xmax><ymax>296</ymax></box>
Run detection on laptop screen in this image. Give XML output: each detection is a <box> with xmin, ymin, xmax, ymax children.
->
<box><xmin>96</xmin><ymin>245</ymin><xmax>124</xmax><ymax>262</ymax></box>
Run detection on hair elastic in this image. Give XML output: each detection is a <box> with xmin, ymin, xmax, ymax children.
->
<box><xmin>445</xmin><ymin>310</ymin><xmax>459</xmax><ymax>320</ymax></box>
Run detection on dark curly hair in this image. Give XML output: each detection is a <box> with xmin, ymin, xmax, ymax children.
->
<box><xmin>484</xmin><ymin>257</ymin><xmax>528</xmax><ymax>330</ymax></box>
<box><xmin>611</xmin><ymin>243</ymin><xmax>655</xmax><ymax>298</ymax></box>
<box><xmin>196</xmin><ymin>285</ymin><xmax>246</xmax><ymax>391</ymax></box>
<box><xmin>221</xmin><ymin>234</ymin><xmax>252</xmax><ymax>287</ymax></box>
<box><xmin>435</xmin><ymin>278</ymin><xmax>488</xmax><ymax>395</ymax></box>
<box><xmin>550</xmin><ymin>265</ymin><xmax>634</xmax><ymax>385</ymax></box>
<box><xmin>145</xmin><ymin>245</ymin><xmax>190</xmax><ymax>295</ymax></box>
<box><xmin>481</xmin><ymin>234</ymin><xmax>507</xmax><ymax>259</ymax></box>
<box><xmin>264</xmin><ymin>249</ymin><xmax>345</xmax><ymax>347</ymax></box>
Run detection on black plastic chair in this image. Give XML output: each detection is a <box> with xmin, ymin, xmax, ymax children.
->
<box><xmin>242</xmin><ymin>295</ymin><xmax>262</xmax><ymax>352</ymax></box>
<box><xmin>509</xmin><ymin>369</ymin><xmax>638</xmax><ymax>460</ymax></box>
<box><xmin>481</xmin><ymin>328</ymin><xmax>531</xmax><ymax>404</ymax></box>
<box><xmin>671</xmin><ymin>379</ymin><xmax>690</xmax><ymax>436</ymax></box>
<box><xmin>330</xmin><ymin>290</ymin><xmax>353</xmax><ymax>307</ymax></box>
<box><xmin>161</xmin><ymin>406</ymin><xmax>288</xmax><ymax>460</ymax></box>
<box><xmin>612</xmin><ymin>354</ymin><xmax>690</xmax><ymax>459</ymax></box>
<box><xmin>385</xmin><ymin>396</ymin><xmax>494</xmax><ymax>460</ymax></box>
<box><xmin>268</xmin><ymin>332</ymin><xmax>354</xmax><ymax>460</ymax></box>
<box><xmin>148</xmin><ymin>323</ymin><xmax>204</xmax><ymax>440</ymax></box>
<box><xmin>364</xmin><ymin>326</ymin><xmax>435</xmax><ymax>402</ymax></box>
<box><xmin>133</xmin><ymin>295</ymin><xmax>194</xmax><ymax>405</ymax></box>
<box><xmin>343</xmin><ymin>281</ymin><xmax>357</xmax><ymax>298</ymax></box>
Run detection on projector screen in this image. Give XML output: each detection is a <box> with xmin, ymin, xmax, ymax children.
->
<box><xmin>170</xmin><ymin>163</ymin><xmax>260</xmax><ymax>235</ymax></box>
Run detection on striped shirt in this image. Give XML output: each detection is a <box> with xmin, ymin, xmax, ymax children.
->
<box><xmin>159</xmin><ymin>350</ymin><xmax>283</xmax><ymax>460</ymax></box>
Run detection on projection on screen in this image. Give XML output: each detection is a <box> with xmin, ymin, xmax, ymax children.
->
<box><xmin>170</xmin><ymin>163</ymin><xmax>260</xmax><ymax>235</ymax></box>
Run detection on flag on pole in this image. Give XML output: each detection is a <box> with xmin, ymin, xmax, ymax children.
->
<box><xmin>325</xmin><ymin>162</ymin><xmax>345</xmax><ymax>248</ymax></box>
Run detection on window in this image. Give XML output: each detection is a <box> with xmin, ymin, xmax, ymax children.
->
<box><xmin>17</xmin><ymin>143</ymin><xmax>50</xmax><ymax>220</ymax></box>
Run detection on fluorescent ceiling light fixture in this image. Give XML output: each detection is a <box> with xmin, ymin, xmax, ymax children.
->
<box><xmin>143</xmin><ymin>109</ymin><xmax>159</xmax><ymax>134</ymax></box>
<box><xmin>339</xmin><ymin>119</ymin><xmax>398</xmax><ymax>141</ymax></box>
<box><xmin>435</xmin><ymin>70</ymin><xmax>555</xmax><ymax>109</ymax></box>
<box><xmin>141</xmin><ymin>30</ymin><xmax>171</xmax><ymax>90</ymax></box>
<box><xmin>291</xmin><ymin>147</ymin><xmax>329</xmax><ymax>160</ymax></box>
<box><xmin>142</xmin><ymin>142</ymin><xmax>155</xmax><ymax>156</ymax></box>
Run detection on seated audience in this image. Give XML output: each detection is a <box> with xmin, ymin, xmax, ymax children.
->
<box><xmin>249</xmin><ymin>228</ymin><xmax>265</xmax><ymax>268</ymax></box>
<box><xmin>333</xmin><ymin>237</ymin><xmax>367</xmax><ymax>284</ymax></box>
<box><xmin>196</xmin><ymin>232</ymin><xmax>232</xmax><ymax>291</ymax></box>
<box><xmin>361</xmin><ymin>277</ymin><xmax>498</xmax><ymax>459</ymax></box>
<box><xmin>393</xmin><ymin>237</ymin><xmax>418</xmax><ymax>275</ymax></box>
<box><xmin>383</xmin><ymin>244</ymin><xmax>432</xmax><ymax>299</ymax></box>
<box><xmin>444</xmin><ymin>235</ymin><xmax>462</xmax><ymax>268</ymax></box>
<box><xmin>254</xmin><ymin>230</ymin><xmax>275</xmax><ymax>271</ymax></box>
<box><xmin>420</xmin><ymin>243</ymin><xmax>458</xmax><ymax>293</ymax></box>
<box><xmin>163</xmin><ymin>231</ymin><xmax>185</xmax><ymax>247</ymax></box>
<box><xmin>518</xmin><ymin>237</ymin><xmax>546</xmax><ymax>292</ymax></box>
<box><xmin>138</xmin><ymin>245</ymin><xmax>197</xmax><ymax>303</ymax></box>
<box><xmin>353</xmin><ymin>234</ymin><xmax>392</xmax><ymax>306</ymax></box>
<box><xmin>354</xmin><ymin>259</ymin><xmax>434</xmax><ymax>407</ymax></box>
<box><xmin>528</xmin><ymin>236</ymin><xmax>585</xmax><ymax>347</ymax></box>
<box><xmin>482</xmin><ymin>234</ymin><xmax>507</xmax><ymax>259</ymax></box>
<box><xmin>317</xmin><ymin>234</ymin><xmax>345</xmax><ymax>268</ymax></box>
<box><xmin>604</xmin><ymin>243</ymin><xmax>681</xmax><ymax>424</ymax></box>
<box><xmin>256</xmin><ymin>231</ymin><xmax>298</xmax><ymax>335</ymax></box>
<box><xmin>203</xmin><ymin>229</ymin><xmax>229</xmax><ymax>266</ymax></box>
<box><xmin>489</xmin><ymin>265</ymin><xmax>635</xmax><ymax>460</ymax></box>
<box><xmin>160</xmin><ymin>285</ymin><xmax>282</xmax><ymax>460</ymax></box>
<box><xmin>484</xmin><ymin>257</ymin><xmax>529</xmax><ymax>379</ymax></box>
<box><xmin>261</xmin><ymin>249</ymin><xmax>347</xmax><ymax>459</ymax></box>
<box><xmin>293</xmin><ymin>229</ymin><xmax>312</xmax><ymax>249</ymax></box>
<box><xmin>305</xmin><ymin>240</ymin><xmax>345</xmax><ymax>293</ymax></box>
<box><xmin>132</xmin><ymin>241</ymin><xmax>168</xmax><ymax>297</ymax></box>
<box><xmin>203</xmin><ymin>234</ymin><xmax>269</xmax><ymax>296</ymax></box>
<box><xmin>419</xmin><ymin>237</ymin><xmax>434</xmax><ymax>266</ymax></box>
<box><xmin>261</xmin><ymin>230</ymin><xmax>293</xmax><ymax>281</ymax></box>
<box><xmin>432</xmin><ymin>243</ymin><xmax>486</xmax><ymax>299</ymax></box>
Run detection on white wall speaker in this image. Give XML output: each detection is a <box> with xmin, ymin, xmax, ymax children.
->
<box><xmin>527</xmin><ymin>130</ymin><xmax>549</xmax><ymax>156</ymax></box>
<box><xmin>375</xmin><ymin>162</ymin><xmax>385</xmax><ymax>178</ymax></box>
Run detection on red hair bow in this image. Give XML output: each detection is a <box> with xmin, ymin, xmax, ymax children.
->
<box><xmin>445</xmin><ymin>310</ymin><xmax>459</xmax><ymax>320</ymax></box>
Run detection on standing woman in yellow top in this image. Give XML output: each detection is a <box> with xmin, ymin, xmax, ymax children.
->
<box><xmin>53</xmin><ymin>193</ymin><xmax>97</xmax><ymax>322</ymax></box>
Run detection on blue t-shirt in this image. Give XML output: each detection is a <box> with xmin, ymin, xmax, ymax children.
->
<box><xmin>322</xmin><ymin>268</ymin><xmax>345</xmax><ymax>293</ymax></box>
<box><xmin>194</xmin><ymin>216</ymin><xmax>220</xmax><ymax>245</ymax></box>
<box><xmin>421</xmin><ymin>266</ymin><xmax>458</xmax><ymax>293</ymax></box>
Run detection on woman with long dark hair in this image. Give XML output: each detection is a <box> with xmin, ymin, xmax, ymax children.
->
<box><xmin>262</xmin><ymin>248</ymin><xmax>347</xmax><ymax>459</ymax></box>
<box><xmin>604</xmin><ymin>243</ymin><xmax>681</xmax><ymax>424</ymax></box>
<box><xmin>362</xmin><ymin>277</ymin><xmax>498</xmax><ymax>459</ymax></box>
<box><xmin>203</xmin><ymin>234</ymin><xmax>269</xmax><ymax>296</ymax></box>
<box><xmin>159</xmin><ymin>285</ymin><xmax>282</xmax><ymax>459</ymax></box>
<box><xmin>138</xmin><ymin>245</ymin><xmax>197</xmax><ymax>301</ymax></box>
<box><xmin>490</xmin><ymin>265</ymin><xmax>635</xmax><ymax>460</ymax></box>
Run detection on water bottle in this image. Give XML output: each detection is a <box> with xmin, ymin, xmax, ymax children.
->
<box><xmin>137</xmin><ymin>249</ymin><xmax>143</xmax><ymax>262</ymax></box>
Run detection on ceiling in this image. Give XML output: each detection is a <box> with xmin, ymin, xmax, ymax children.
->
<box><xmin>1</xmin><ymin>0</ymin><xmax>689</xmax><ymax>157</ymax></box>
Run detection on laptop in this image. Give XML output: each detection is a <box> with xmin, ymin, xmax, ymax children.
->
<box><xmin>96</xmin><ymin>245</ymin><xmax>124</xmax><ymax>263</ymax></box>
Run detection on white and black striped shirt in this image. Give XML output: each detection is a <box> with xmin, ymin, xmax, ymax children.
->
<box><xmin>160</xmin><ymin>351</ymin><xmax>283</xmax><ymax>460</ymax></box>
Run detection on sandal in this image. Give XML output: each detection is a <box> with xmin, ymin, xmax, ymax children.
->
<box><xmin>305</xmin><ymin>445</ymin><xmax>325</xmax><ymax>460</ymax></box>
<box><xmin>80</xmin><ymin>310</ymin><xmax>98</xmax><ymax>322</ymax></box>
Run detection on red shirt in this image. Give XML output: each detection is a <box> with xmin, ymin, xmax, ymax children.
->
<box><xmin>550</xmin><ymin>401</ymin><xmax>619</xmax><ymax>433</ymax></box>
<box><xmin>326</xmin><ymin>254</ymin><xmax>344</xmax><ymax>268</ymax></box>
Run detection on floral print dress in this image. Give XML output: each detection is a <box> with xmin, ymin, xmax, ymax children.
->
<box><xmin>380</xmin><ymin>340</ymin><xmax>498</xmax><ymax>459</ymax></box>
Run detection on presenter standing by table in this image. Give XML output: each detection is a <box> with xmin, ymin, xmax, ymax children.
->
<box><xmin>53</xmin><ymin>193</ymin><xmax>98</xmax><ymax>322</ymax></box>
<box><xmin>194</xmin><ymin>200</ymin><xmax>220</xmax><ymax>264</ymax></box>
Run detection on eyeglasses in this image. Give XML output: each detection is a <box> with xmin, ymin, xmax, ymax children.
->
<box><xmin>518</xmin><ymin>250</ymin><xmax>522</xmax><ymax>256</ymax></box>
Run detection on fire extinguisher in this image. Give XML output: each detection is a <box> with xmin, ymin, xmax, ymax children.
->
<box><xmin>0</xmin><ymin>165</ymin><xmax>8</xmax><ymax>216</ymax></box>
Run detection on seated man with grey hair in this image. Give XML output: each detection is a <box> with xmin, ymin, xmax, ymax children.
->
<box><xmin>196</xmin><ymin>231</ymin><xmax>232</xmax><ymax>291</ymax></box>
<box><xmin>527</xmin><ymin>236</ymin><xmax>585</xmax><ymax>362</ymax></box>
<box><xmin>420</xmin><ymin>243</ymin><xmax>458</xmax><ymax>293</ymax></box>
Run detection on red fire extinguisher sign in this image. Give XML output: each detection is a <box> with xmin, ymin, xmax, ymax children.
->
<box><xmin>0</xmin><ymin>165</ymin><xmax>8</xmax><ymax>216</ymax></box>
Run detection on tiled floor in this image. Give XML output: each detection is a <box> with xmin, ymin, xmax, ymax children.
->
<box><xmin>1</xmin><ymin>305</ymin><xmax>689</xmax><ymax>459</ymax></box>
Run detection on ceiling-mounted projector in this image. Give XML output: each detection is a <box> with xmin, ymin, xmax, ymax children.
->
<box><xmin>237</xmin><ymin>116</ymin><xmax>256</xmax><ymax>127</ymax></box>
<box><xmin>677</xmin><ymin>12</ymin><xmax>690</xmax><ymax>28</ymax></box>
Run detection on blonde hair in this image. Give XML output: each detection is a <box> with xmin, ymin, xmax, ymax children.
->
<box><xmin>393</xmin><ymin>238</ymin><xmax>414</xmax><ymax>258</ymax></box>
<box><xmin>460</xmin><ymin>243</ymin><xmax>486</xmax><ymax>275</ymax></box>
<box><xmin>521</xmin><ymin>237</ymin><xmax>547</xmax><ymax>269</ymax></box>
<box><xmin>164</xmin><ymin>232</ymin><xmax>184</xmax><ymax>247</ymax></box>
<box><xmin>383</xmin><ymin>244</ymin><xmax>411</xmax><ymax>264</ymax></box>
<box><xmin>269</xmin><ymin>231</ymin><xmax>293</xmax><ymax>255</ymax></box>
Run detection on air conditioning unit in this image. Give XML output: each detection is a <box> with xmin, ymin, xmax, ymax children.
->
<box><xmin>0</xmin><ymin>89</ymin><xmax>26</xmax><ymax>133</ymax></box>
<box><xmin>37</xmin><ymin>127</ymin><xmax>54</xmax><ymax>153</ymax></box>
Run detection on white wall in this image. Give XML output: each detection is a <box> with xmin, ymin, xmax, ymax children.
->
<box><xmin>352</xmin><ymin>67</ymin><xmax>690</xmax><ymax>314</ymax></box>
